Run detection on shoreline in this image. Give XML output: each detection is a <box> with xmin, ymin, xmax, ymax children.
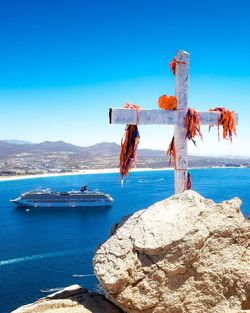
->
<box><xmin>0</xmin><ymin>167</ymin><xmax>172</xmax><ymax>182</ymax></box>
<box><xmin>0</xmin><ymin>166</ymin><xmax>247</xmax><ymax>182</ymax></box>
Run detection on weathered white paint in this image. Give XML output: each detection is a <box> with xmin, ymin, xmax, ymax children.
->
<box><xmin>174</xmin><ymin>50</ymin><xmax>190</xmax><ymax>194</ymax></box>
<box><xmin>109</xmin><ymin>109</ymin><xmax>239</xmax><ymax>126</ymax></box>
<box><xmin>109</xmin><ymin>49</ymin><xmax>239</xmax><ymax>194</ymax></box>
<box><xmin>109</xmin><ymin>108</ymin><xmax>178</xmax><ymax>125</ymax></box>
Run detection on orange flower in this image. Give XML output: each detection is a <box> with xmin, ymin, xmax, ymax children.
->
<box><xmin>158</xmin><ymin>95</ymin><xmax>177</xmax><ymax>110</ymax></box>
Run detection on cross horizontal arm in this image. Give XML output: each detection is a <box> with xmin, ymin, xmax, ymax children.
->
<box><xmin>109</xmin><ymin>108</ymin><xmax>238</xmax><ymax>126</ymax></box>
<box><xmin>109</xmin><ymin>108</ymin><xmax>177</xmax><ymax>125</ymax></box>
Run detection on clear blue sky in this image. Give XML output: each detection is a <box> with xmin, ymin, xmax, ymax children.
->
<box><xmin>0</xmin><ymin>0</ymin><xmax>249</xmax><ymax>155</ymax></box>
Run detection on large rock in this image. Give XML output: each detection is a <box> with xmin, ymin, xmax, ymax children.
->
<box><xmin>12</xmin><ymin>284</ymin><xmax>123</xmax><ymax>313</ymax></box>
<box><xmin>94</xmin><ymin>191</ymin><xmax>250</xmax><ymax>313</ymax></box>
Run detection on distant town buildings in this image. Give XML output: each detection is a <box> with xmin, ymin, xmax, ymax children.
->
<box><xmin>0</xmin><ymin>141</ymin><xmax>249</xmax><ymax>177</ymax></box>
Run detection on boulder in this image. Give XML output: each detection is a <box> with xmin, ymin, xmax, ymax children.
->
<box><xmin>12</xmin><ymin>284</ymin><xmax>123</xmax><ymax>313</ymax></box>
<box><xmin>94</xmin><ymin>190</ymin><xmax>250</xmax><ymax>313</ymax></box>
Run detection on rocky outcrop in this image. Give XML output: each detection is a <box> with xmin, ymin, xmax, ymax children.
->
<box><xmin>12</xmin><ymin>284</ymin><xmax>123</xmax><ymax>313</ymax></box>
<box><xmin>94</xmin><ymin>191</ymin><xmax>250</xmax><ymax>313</ymax></box>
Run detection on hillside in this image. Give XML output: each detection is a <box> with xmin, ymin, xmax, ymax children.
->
<box><xmin>0</xmin><ymin>140</ymin><xmax>249</xmax><ymax>177</ymax></box>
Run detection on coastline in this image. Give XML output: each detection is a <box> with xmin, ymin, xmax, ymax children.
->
<box><xmin>0</xmin><ymin>166</ymin><xmax>246</xmax><ymax>182</ymax></box>
<box><xmin>0</xmin><ymin>167</ymin><xmax>173</xmax><ymax>182</ymax></box>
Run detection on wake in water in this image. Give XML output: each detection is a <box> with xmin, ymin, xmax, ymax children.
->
<box><xmin>138</xmin><ymin>178</ymin><xmax>164</xmax><ymax>184</ymax></box>
<box><xmin>0</xmin><ymin>249</ymin><xmax>82</xmax><ymax>266</ymax></box>
<box><xmin>72</xmin><ymin>273</ymin><xmax>95</xmax><ymax>278</ymax></box>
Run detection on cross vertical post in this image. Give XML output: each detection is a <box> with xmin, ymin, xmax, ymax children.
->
<box><xmin>174</xmin><ymin>50</ymin><xmax>189</xmax><ymax>193</ymax></box>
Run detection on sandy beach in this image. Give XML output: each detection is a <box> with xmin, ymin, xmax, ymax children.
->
<box><xmin>0</xmin><ymin>167</ymin><xmax>173</xmax><ymax>182</ymax></box>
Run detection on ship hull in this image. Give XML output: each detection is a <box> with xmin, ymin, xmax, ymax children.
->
<box><xmin>11</xmin><ymin>198</ymin><xmax>112</xmax><ymax>208</ymax></box>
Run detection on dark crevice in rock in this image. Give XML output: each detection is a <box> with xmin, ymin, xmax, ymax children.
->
<box><xmin>242</xmin><ymin>295</ymin><xmax>250</xmax><ymax>309</ymax></box>
<box><xmin>131</xmin><ymin>276</ymin><xmax>144</xmax><ymax>288</ymax></box>
<box><xmin>110</xmin><ymin>214</ymin><xmax>134</xmax><ymax>237</ymax></box>
<box><xmin>139</xmin><ymin>251</ymin><xmax>169</xmax><ymax>276</ymax></box>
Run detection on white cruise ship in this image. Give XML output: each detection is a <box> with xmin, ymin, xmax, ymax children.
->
<box><xmin>10</xmin><ymin>186</ymin><xmax>113</xmax><ymax>208</ymax></box>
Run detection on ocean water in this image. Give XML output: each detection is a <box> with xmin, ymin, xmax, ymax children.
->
<box><xmin>0</xmin><ymin>168</ymin><xmax>249</xmax><ymax>313</ymax></box>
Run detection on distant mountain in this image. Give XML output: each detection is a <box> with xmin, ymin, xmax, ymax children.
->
<box><xmin>1</xmin><ymin>140</ymin><xmax>250</xmax><ymax>160</ymax></box>
<box><xmin>0</xmin><ymin>140</ymin><xmax>82</xmax><ymax>157</ymax></box>
<box><xmin>0</xmin><ymin>140</ymin><xmax>250</xmax><ymax>176</ymax></box>
<box><xmin>35</xmin><ymin>141</ymin><xmax>83</xmax><ymax>153</ymax></box>
<box><xmin>4</xmin><ymin>139</ymin><xmax>33</xmax><ymax>145</ymax></box>
<box><xmin>84</xmin><ymin>142</ymin><xmax>120</xmax><ymax>153</ymax></box>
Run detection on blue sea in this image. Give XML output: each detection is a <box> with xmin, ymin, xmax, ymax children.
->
<box><xmin>0</xmin><ymin>168</ymin><xmax>249</xmax><ymax>313</ymax></box>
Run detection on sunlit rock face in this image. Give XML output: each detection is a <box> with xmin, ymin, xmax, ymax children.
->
<box><xmin>94</xmin><ymin>190</ymin><xmax>250</xmax><ymax>313</ymax></box>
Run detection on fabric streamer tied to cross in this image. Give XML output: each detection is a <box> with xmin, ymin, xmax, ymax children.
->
<box><xmin>109</xmin><ymin>50</ymin><xmax>239</xmax><ymax>194</ymax></box>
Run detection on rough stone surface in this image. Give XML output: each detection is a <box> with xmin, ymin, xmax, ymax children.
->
<box><xmin>94</xmin><ymin>190</ymin><xmax>250</xmax><ymax>313</ymax></box>
<box><xmin>12</xmin><ymin>284</ymin><xmax>123</xmax><ymax>313</ymax></box>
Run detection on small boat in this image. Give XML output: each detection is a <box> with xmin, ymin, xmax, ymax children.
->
<box><xmin>72</xmin><ymin>274</ymin><xmax>84</xmax><ymax>278</ymax></box>
<box><xmin>40</xmin><ymin>287</ymin><xmax>64</xmax><ymax>293</ymax></box>
<box><xmin>10</xmin><ymin>185</ymin><xmax>113</xmax><ymax>208</ymax></box>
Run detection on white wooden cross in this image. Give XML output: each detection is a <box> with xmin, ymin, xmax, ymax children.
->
<box><xmin>109</xmin><ymin>50</ymin><xmax>239</xmax><ymax>194</ymax></box>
